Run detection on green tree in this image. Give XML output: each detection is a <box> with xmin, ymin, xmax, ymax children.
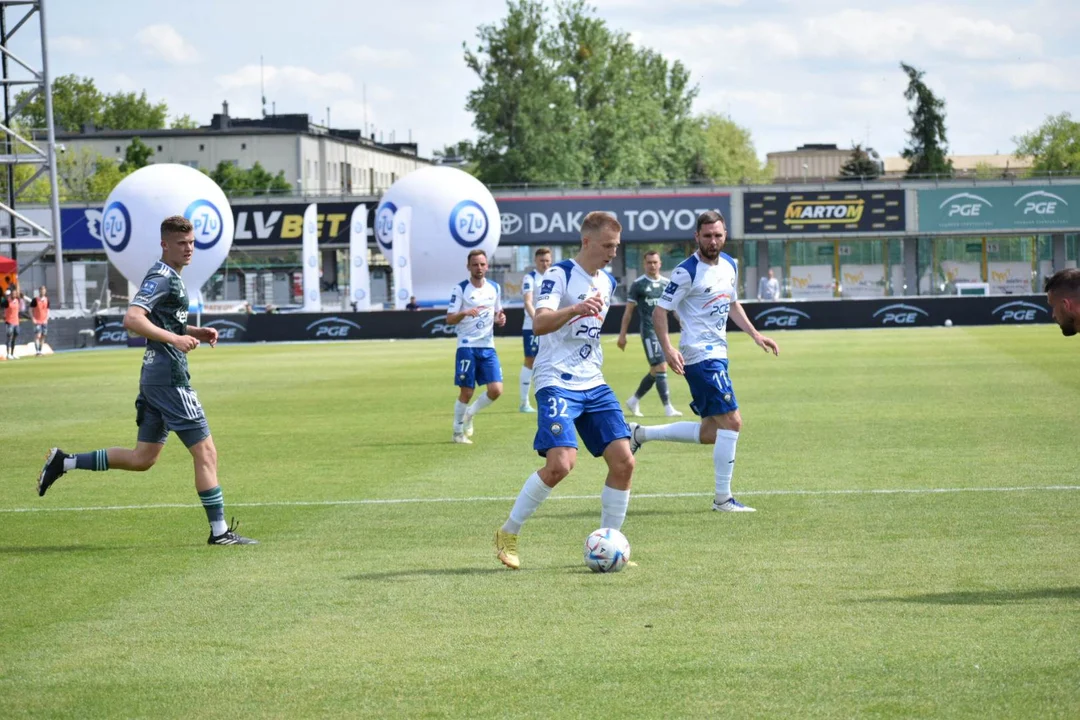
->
<box><xmin>119</xmin><ymin>137</ymin><xmax>154</xmax><ymax>172</ymax></box>
<box><xmin>464</xmin><ymin>0</ymin><xmax>701</xmax><ymax>185</ymax></box>
<box><xmin>99</xmin><ymin>90</ymin><xmax>168</xmax><ymax>130</ymax></box>
<box><xmin>900</xmin><ymin>63</ymin><xmax>952</xmax><ymax>177</ymax></box>
<box><xmin>13</xmin><ymin>74</ymin><xmax>103</xmax><ymax>131</ymax></box>
<box><xmin>838</xmin><ymin>143</ymin><xmax>882</xmax><ymax>181</ymax></box>
<box><xmin>170</xmin><ymin>114</ymin><xmax>199</xmax><ymax>129</ymax></box>
<box><xmin>209</xmin><ymin>161</ymin><xmax>291</xmax><ymax>196</ymax></box>
<box><xmin>694</xmin><ymin>112</ymin><xmax>771</xmax><ymax>184</ymax></box>
<box><xmin>1014</xmin><ymin>112</ymin><xmax>1080</xmax><ymax>175</ymax></box>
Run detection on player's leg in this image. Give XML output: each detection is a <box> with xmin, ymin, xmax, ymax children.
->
<box><xmin>453</xmin><ymin>348</ymin><xmax>477</xmax><ymax>443</ymax></box>
<box><xmin>496</xmin><ymin>388</ymin><xmax>585</xmax><ymax>569</ymax></box>
<box><xmin>519</xmin><ymin>332</ymin><xmax>538</xmax><ymax>412</ymax></box>
<box><xmin>628</xmin><ymin>358</ymin><xmax>728</xmax><ymax>451</ymax></box>
<box><xmin>37</xmin><ymin>393</ymin><xmax>168</xmax><ymax>496</ymax></box>
<box><xmin>576</xmin><ymin>386</ymin><xmax>634</xmax><ymax>531</ymax></box>
<box><xmin>651</xmin><ymin>356</ymin><xmax>681</xmax><ymax>417</ymax></box>
<box><xmin>703</xmin><ymin>408</ymin><xmax>752</xmax><ymax>512</ymax></box>
<box><xmin>463</xmin><ymin>349</ymin><xmax>503</xmax><ymax>438</ymax></box>
<box><xmin>6</xmin><ymin>324</ymin><xmax>16</xmax><ymax>359</ymax></box>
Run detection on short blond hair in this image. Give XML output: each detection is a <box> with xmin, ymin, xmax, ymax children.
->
<box><xmin>580</xmin><ymin>211</ymin><xmax>622</xmax><ymax>239</ymax></box>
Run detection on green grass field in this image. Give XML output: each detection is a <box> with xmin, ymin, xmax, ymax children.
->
<box><xmin>1</xmin><ymin>326</ymin><xmax>1078</xmax><ymax>718</ymax></box>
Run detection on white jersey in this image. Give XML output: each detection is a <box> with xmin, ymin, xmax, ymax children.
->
<box><xmin>448</xmin><ymin>278</ymin><xmax>502</xmax><ymax>349</ymax></box>
<box><xmin>521</xmin><ymin>269</ymin><xmax>541</xmax><ymax>332</ymax></box>
<box><xmin>532</xmin><ymin>259</ymin><xmax>617</xmax><ymax>392</ymax></box>
<box><xmin>657</xmin><ymin>251</ymin><xmax>738</xmax><ymax>366</ymax></box>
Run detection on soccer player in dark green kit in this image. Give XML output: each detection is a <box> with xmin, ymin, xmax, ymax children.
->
<box><xmin>37</xmin><ymin>215</ymin><xmax>256</xmax><ymax>545</ymax></box>
<box><xmin>617</xmin><ymin>250</ymin><xmax>683</xmax><ymax>417</ymax></box>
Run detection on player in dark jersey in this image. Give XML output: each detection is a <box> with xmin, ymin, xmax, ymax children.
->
<box><xmin>37</xmin><ymin>215</ymin><xmax>256</xmax><ymax>545</ymax></box>
<box><xmin>617</xmin><ymin>251</ymin><xmax>682</xmax><ymax>417</ymax></box>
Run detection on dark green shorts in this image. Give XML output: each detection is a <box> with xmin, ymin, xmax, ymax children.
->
<box><xmin>640</xmin><ymin>332</ymin><xmax>665</xmax><ymax>367</ymax></box>
<box><xmin>135</xmin><ymin>385</ymin><xmax>211</xmax><ymax>448</ymax></box>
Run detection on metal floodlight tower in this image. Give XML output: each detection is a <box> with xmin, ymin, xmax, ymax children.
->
<box><xmin>0</xmin><ymin>0</ymin><xmax>64</xmax><ymax>304</ymax></box>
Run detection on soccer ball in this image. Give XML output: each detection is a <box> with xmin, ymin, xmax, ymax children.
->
<box><xmin>583</xmin><ymin>528</ymin><xmax>631</xmax><ymax>573</ymax></box>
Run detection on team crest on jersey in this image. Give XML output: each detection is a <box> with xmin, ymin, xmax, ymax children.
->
<box><xmin>664</xmin><ymin>281</ymin><xmax>678</xmax><ymax>294</ymax></box>
<box><xmin>550</xmin><ymin>422</ymin><xmax>562</xmax><ymax>435</ymax></box>
<box><xmin>540</xmin><ymin>280</ymin><xmax>555</xmax><ymax>295</ymax></box>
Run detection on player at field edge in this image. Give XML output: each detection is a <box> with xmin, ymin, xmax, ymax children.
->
<box><xmin>629</xmin><ymin>210</ymin><xmax>779</xmax><ymax>513</ymax></box>
<box><xmin>495</xmin><ymin>211</ymin><xmax>635</xmax><ymax>570</ymax></box>
<box><xmin>37</xmin><ymin>215</ymin><xmax>257</xmax><ymax>545</ymax></box>
<box><xmin>617</xmin><ymin>250</ymin><xmax>683</xmax><ymax>418</ymax></box>
<box><xmin>31</xmin><ymin>285</ymin><xmax>49</xmax><ymax>356</ymax></box>
<box><xmin>447</xmin><ymin>248</ymin><xmax>506</xmax><ymax>444</ymax></box>
<box><xmin>1044</xmin><ymin>268</ymin><xmax>1080</xmax><ymax>336</ymax></box>
<box><xmin>518</xmin><ymin>246</ymin><xmax>553</xmax><ymax>413</ymax></box>
<box><xmin>2</xmin><ymin>284</ymin><xmax>28</xmax><ymax>360</ymax></box>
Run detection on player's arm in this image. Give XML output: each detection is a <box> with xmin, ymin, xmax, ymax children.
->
<box><xmin>653</xmin><ymin>270</ymin><xmax>689</xmax><ymax>374</ymax></box>
<box><xmin>124</xmin><ymin>306</ymin><xmax>199</xmax><ymax>353</ymax></box>
<box><xmin>532</xmin><ymin>273</ymin><xmax>602</xmax><ymax>336</ymax></box>
<box><xmin>523</xmin><ymin>285</ymin><xmax>536</xmax><ymax>320</ymax></box>
<box><xmin>728</xmin><ymin>300</ymin><xmax>779</xmax><ymax>356</ymax></box>
<box><xmin>616</xmin><ymin>299</ymin><xmax>636</xmax><ymax>350</ymax></box>
<box><xmin>186</xmin><ymin>324</ymin><xmax>218</xmax><ymax>347</ymax></box>
<box><xmin>445</xmin><ymin>286</ymin><xmax>479</xmax><ymax>326</ymax></box>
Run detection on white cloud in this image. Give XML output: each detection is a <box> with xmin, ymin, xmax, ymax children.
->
<box><xmin>343</xmin><ymin>46</ymin><xmax>415</xmax><ymax>69</ymax></box>
<box><xmin>52</xmin><ymin>35</ymin><xmax>96</xmax><ymax>55</ymax></box>
<box><xmin>135</xmin><ymin>24</ymin><xmax>199</xmax><ymax>65</ymax></box>
<box><xmin>216</xmin><ymin>65</ymin><xmax>354</xmax><ymax>98</ymax></box>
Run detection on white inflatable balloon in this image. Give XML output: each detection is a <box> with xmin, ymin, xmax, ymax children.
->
<box><xmin>374</xmin><ymin>166</ymin><xmax>501</xmax><ymax>304</ymax></box>
<box><xmin>102</xmin><ymin>164</ymin><xmax>234</xmax><ymax>311</ymax></box>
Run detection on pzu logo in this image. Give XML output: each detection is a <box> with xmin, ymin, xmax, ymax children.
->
<box><xmin>754</xmin><ymin>306</ymin><xmax>811</xmax><ymax>328</ymax></box>
<box><xmin>305</xmin><ymin>317</ymin><xmax>363</xmax><ymax>338</ymax></box>
<box><xmin>184</xmin><ymin>199</ymin><xmax>224</xmax><ymax>250</ymax></box>
<box><xmin>375</xmin><ymin>201</ymin><xmax>397</xmax><ymax>252</ymax></box>
<box><xmin>873</xmin><ymin>303</ymin><xmax>929</xmax><ymax>325</ymax></box>
<box><xmin>449</xmin><ymin>200</ymin><xmax>489</xmax><ymax>248</ymax></box>
<box><xmin>101</xmin><ymin>201</ymin><xmax>132</xmax><ymax>252</ymax></box>
<box><xmin>992</xmin><ymin>301</ymin><xmax>1048</xmax><ymax>323</ymax></box>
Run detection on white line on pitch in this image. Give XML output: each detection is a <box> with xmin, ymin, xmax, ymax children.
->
<box><xmin>2</xmin><ymin>485</ymin><xmax>1078</xmax><ymax>514</ymax></box>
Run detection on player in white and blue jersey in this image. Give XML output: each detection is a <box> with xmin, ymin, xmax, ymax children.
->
<box><xmin>494</xmin><ymin>212</ymin><xmax>635</xmax><ymax>570</ymax></box>
<box><xmin>518</xmin><ymin>247</ymin><xmax>552</xmax><ymax>413</ymax></box>
<box><xmin>630</xmin><ymin>210</ymin><xmax>779</xmax><ymax>513</ymax></box>
<box><xmin>447</xmin><ymin>249</ymin><xmax>506</xmax><ymax>444</ymax></box>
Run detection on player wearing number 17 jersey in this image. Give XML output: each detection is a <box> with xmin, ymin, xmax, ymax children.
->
<box><xmin>447</xmin><ymin>249</ymin><xmax>506</xmax><ymax>444</ymax></box>
<box><xmin>629</xmin><ymin>210</ymin><xmax>779</xmax><ymax>513</ymax></box>
<box><xmin>495</xmin><ymin>212</ymin><xmax>635</xmax><ymax>570</ymax></box>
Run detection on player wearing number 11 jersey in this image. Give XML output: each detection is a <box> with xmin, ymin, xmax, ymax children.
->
<box><xmin>494</xmin><ymin>212</ymin><xmax>635</xmax><ymax>570</ymax></box>
<box><xmin>629</xmin><ymin>210</ymin><xmax>779</xmax><ymax>513</ymax></box>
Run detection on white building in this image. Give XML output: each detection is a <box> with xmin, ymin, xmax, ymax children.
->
<box><xmin>52</xmin><ymin>103</ymin><xmax>432</xmax><ymax>196</ymax></box>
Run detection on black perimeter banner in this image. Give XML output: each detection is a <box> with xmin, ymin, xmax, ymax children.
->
<box><xmin>744</xmin><ymin>190</ymin><xmax>905</xmax><ymax>235</ymax></box>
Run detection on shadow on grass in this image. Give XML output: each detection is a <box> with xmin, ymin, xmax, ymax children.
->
<box><xmin>347</xmin><ymin>564</ymin><xmax>589</xmax><ymax>581</ymax></box>
<box><xmin>0</xmin><ymin>544</ymin><xmax>134</xmax><ymax>555</ymax></box>
<box><xmin>868</xmin><ymin>586</ymin><xmax>1080</xmax><ymax>605</ymax></box>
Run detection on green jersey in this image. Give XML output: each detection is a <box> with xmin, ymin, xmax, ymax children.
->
<box><xmin>131</xmin><ymin>261</ymin><xmax>191</xmax><ymax>387</ymax></box>
<box><xmin>627</xmin><ymin>274</ymin><xmax>669</xmax><ymax>335</ymax></box>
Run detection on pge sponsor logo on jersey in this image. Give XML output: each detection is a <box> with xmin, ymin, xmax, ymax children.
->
<box><xmin>1015</xmin><ymin>190</ymin><xmax>1067</xmax><ymax>216</ymax></box>
<box><xmin>873</xmin><ymin>303</ymin><xmax>929</xmax><ymax>325</ymax></box>
<box><xmin>101</xmin><ymin>201</ymin><xmax>132</xmax><ymax>252</ymax></box>
<box><xmin>501</xmin><ymin>213</ymin><xmax>523</xmax><ymax>235</ymax></box>
<box><xmin>991</xmin><ymin>300</ymin><xmax>1048</xmax><ymax>323</ymax></box>
<box><xmin>184</xmin><ymin>199</ymin><xmax>224</xmax><ymax>250</ymax></box>
<box><xmin>939</xmin><ymin>192</ymin><xmax>993</xmax><ymax>218</ymax></box>
<box><xmin>754</xmin><ymin>306</ymin><xmax>811</xmax><ymax>328</ymax></box>
<box><xmin>375</xmin><ymin>201</ymin><xmax>397</xmax><ymax>252</ymax></box>
<box><xmin>449</xmin><ymin>200</ymin><xmax>489</xmax><ymax>248</ymax></box>
<box><xmin>784</xmin><ymin>198</ymin><xmax>864</xmax><ymax>226</ymax></box>
<box><xmin>305</xmin><ymin>317</ymin><xmax>363</xmax><ymax>339</ymax></box>
<box><xmin>204</xmin><ymin>319</ymin><xmax>247</xmax><ymax>342</ymax></box>
<box><xmin>95</xmin><ymin>321</ymin><xmax>128</xmax><ymax>344</ymax></box>
<box><xmin>421</xmin><ymin>315</ymin><xmax>458</xmax><ymax>336</ymax></box>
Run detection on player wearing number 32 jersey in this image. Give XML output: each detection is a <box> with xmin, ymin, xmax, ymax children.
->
<box><xmin>494</xmin><ymin>211</ymin><xmax>635</xmax><ymax>570</ymax></box>
<box><xmin>629</xmin><ymin>210</ymin><xmax>780</xmax><ymax>513</ymax></box>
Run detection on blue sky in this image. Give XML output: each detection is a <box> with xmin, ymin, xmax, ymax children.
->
<box><xmin>32</xmin><ymin>0</ymin><xmax>1080</xmax><ymax>163</ymax></box>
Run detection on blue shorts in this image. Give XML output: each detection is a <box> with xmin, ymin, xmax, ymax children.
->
<box><xmin>6</xmin><ymin>322</ymin><xmax>18</xmax><ymax>339</ymax></box>
<box><xmin>454</xmin><ymin>347</ymin><xmax>503</xmax><ymax>388</ymax></box>
<box><xmin>522</xmin><ymin>330</ymin><xmax>540</xmax><ymax>358</ymax></box>
<box><xmin>684</xmin><ymin>359</ymin><xmax>739</xmax><ymax>418</ymax></box>
<box><xmin>534</xmin><ymin>385</ymin><xmax>630</xmax><ymax>458</ymax></box>
<box><xmin>35</xmin><ymin>323</ymin><xmax>47</xmax><ymax>337</ymax></box>
<box><xmin>135</xmin><ymin>384</ymin><xmax>212</xmax><ymax>448</ymax></box>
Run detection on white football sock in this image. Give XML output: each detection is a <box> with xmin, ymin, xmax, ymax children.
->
<box><xmin>454</xmin><ymin>400</ymin><xmax>468</xmax><ymax>430</ymax></box>
<box><xmin>713</xmin><ymin>429</ymin><xmax>739</xmax><ymax>502</ymax></box>
<box><xmin>600</xmin><ymin>485</ymin><xmax>630</xmax><ymax>531</ymax></box>
<box><xmin>640</xmin><ymin>421</ymin><xmax>701</xmax><ymax>444</ymax></box>
<box><xmin>503</xmin><ymin>472</ymin><xmax>552</xmax><ymax>534</ymax></box>
<box><xmin>469</xmin><ymin>392</ymin><xmax>497</xmax><ymax>416</ymax></box>
<box><xmin>519</xmin><ymin>366</ymin><xmax>533</xmax><ymax>405</ymax></box>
